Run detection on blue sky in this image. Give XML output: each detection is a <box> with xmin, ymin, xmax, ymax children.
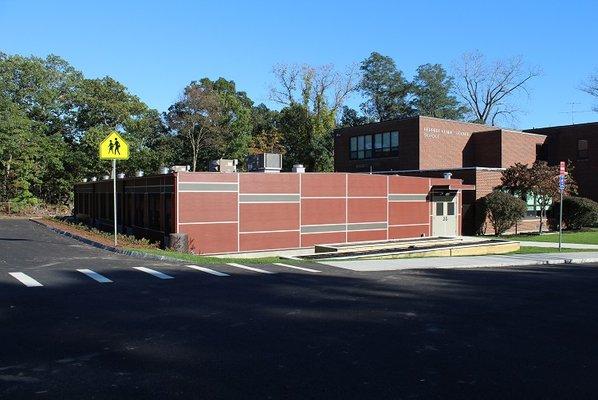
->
<box><xmin>1</xmin><ymin>0</ymin><xmax>597</xmax><ymax>129</ymax></box>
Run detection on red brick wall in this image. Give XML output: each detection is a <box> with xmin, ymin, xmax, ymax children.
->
<box><xmin>472</xmin><ymin>130</ymin><xmax>502</xmax><ymax>167</ymax></box>
<box><xmin>419</xmin><ymin>117</ymin><xmax>496</xmax><ymax>169</ymax></box>
<box><xmin>501</xmin><ymin>130</ymin><xmax>546</xmax><ymax>168</ymax></box>
<box><xmin>526</xmin><ymin>123</ymin><xmax>598</xmax><ymax>201</ymax></box>
<box><xmin>175</xmin><ymin>172</ymin><xmax>464</xmax><ymax>254</ymax></box>
<box><xmin>334</xmin><ymin>117</ymin><xmax>420</xmax><ymax>172</ymax></box>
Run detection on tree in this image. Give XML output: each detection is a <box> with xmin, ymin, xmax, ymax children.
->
<box><xmin>453</xmin><ymin>51</ymin><xmax>541</xmax><ymax>125</ymax></box>
<box><xmin>165</xmin><ymin>82</ymin><xmax>224</xmax><ymax>172</ymax></box>
<box><xmin>411</xmin><ymin>63</ymin><xmax>467</xmax><ymax>120</ymax></box>
<box><xmin>499</xmin><ymin>161</ymin><xmax>578</xmax><ymax>233</ymax></box>
<box><xmin>483</xmin><ymin>190</ymin><xmax>527</xmax><ymax>235</ymax></box>
<box><xmin>250</xmin><ymin>104</ymin><xmax>285</xmax><ymax>155</ymax></box>
<box><xmin>358</xmin><ymin>52</ymin><xmax>412</xmax><ymax>121</ymax></box>
<box><xmin>581</xmin><ymin>71</ymin><xmax>598</xmax><ymax>112</ymax></box>
<box><xmin>339</xmin><ymin>106</ymin><xmax>369</xmax><ymax>128</ymax></box>
<box><xmin>270</xmin><ymin>63</ymin><xmax>356</xmax><ymax>171</ymax></box>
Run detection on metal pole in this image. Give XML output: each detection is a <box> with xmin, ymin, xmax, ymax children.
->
<box><xmin>113</xmin><ymin>159</ymin><xmax>118</xmax><ymax>247</ymax></box>
<box><xmin>558</xmin><ymin>189</ymin><xmax>563</xmax><ymax>252</ymax></box>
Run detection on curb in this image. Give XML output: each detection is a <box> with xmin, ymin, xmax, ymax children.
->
<box><xmin>433</xmin><ymin>257</ymin><xmax>598</xmax><ymax>269</ymax></box>
<box><xmin>29</xmin><ymin>218</ymin><xmax>187</xmax><ymax>264</ymax></box>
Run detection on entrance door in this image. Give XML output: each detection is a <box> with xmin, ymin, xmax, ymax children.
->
<box><xmin>432</xmin><ymin>196</ymin><xmax>457</xmax><ymax>237</ymax></box>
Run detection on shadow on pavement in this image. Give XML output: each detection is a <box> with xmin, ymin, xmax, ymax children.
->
<box><xmin>0</xmin><ymin>265</ymin><xmax>597</xmax><ymax>399</ymax></box>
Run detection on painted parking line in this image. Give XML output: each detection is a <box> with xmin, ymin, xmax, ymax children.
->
<box><xmin>273</xmin><ymin>263</ymin><xmax>321</xmax><ymax>273</ymax></box>
<box><xmin>9</xmin><ymin>272</ymin><xmax>43</xmax><ymax>287</ymax></box>
<box><xmin>133</xmin><ymin>267</ymin><xmax>174</xmax><ymax>280</ymax></box>
<box><xmin>77</xmin><ymin>269</ymin><xmax>113</xmax><ymax>283</ymax></box>
<box><xmin>226</xmin><ymin>263</ymin><xmax>275</xmax><ymax>274</ymax></box>
<box><xmin>186</xmin><ymin>265</ymin><xmax>229</xmax><ymax>277</ymax></box>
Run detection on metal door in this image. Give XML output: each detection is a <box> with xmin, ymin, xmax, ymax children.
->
<box><xmin>432</xmin><ymin>198</ymin><xmax>457</xmax><ymax>237</ymax></box>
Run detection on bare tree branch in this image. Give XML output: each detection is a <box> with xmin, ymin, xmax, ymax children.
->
<box><xmin>453</xmin><ymin>51</ymin><xmax>541</xmax><ymax>125</ymax></box>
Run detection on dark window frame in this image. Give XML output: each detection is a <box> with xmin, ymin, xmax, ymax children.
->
<box><xmin>349</xmin><ymin>131</ymin><xmax>399</xmax><ymax>160</ymax></box>
<box><xmin>578</xmin><ymin>139</ymin><xmax>589</xmax><ymax>160</ymax></box>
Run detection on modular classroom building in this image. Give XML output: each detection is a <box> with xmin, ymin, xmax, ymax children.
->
<box><xmin>74</xmin><ymin>172</ymin><xmax>472</xmax><ymax>254</ymax></box>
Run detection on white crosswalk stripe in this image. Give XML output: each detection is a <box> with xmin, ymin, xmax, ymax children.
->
<box><xmin>9</xmin><ymin>272</ymin><xmax>43</xmax><ymax>287</ymax></box>
<box><xmin>185</xmin><ymin>265</ymin><xmax>229</xmax><ymax>277</ymax></box>
<box><xmin>273</xmin><ymin>263</ymin><xmax>321</xmax><ymax>273</ymax></box>
<box><xmin>77</xmin><ymin>269</ymin><xmax>113</xmax><ymax>283</ymax></box>
<box><xmin>133</xmin><ymin>267</ymin><xmax>174</xmax><ymax>279</ymax></box>
<box><xmin>226</xmin><ymin>263</ymin><xmax>275</xmax><ymax>274</ymax></box>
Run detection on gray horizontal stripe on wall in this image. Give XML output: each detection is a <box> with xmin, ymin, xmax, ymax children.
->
<box><xmin>240</xmin><ymin>194</ymin><xmax>300</xmax><ymax>203</ymax></box>
<box><xmin>347</xmin><ymin>222</ymin><xmax>388</xmax><ymax>231</ymax></box>
<box><xmin>388</xmin><ymin>194</ymin><xmax>428</xmax><ymax>201</ymax></box>
<box><xmin>301</xmin><ymin>224</ymin><xmax>347</xmax><ymax>234</ymax></box>
<box><xmin>179</xmin><ymin>183</ymin><xmax>238</xmax><ymax>192</ymax></box>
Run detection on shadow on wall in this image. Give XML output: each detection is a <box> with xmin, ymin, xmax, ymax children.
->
<box><xmin>2</xmin><ymin>265</ymin><xmax>598</xmax><ymax>398</ymax></box>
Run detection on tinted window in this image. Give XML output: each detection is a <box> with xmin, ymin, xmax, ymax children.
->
<box><xmin>447</xmin><ymin>202</ymin><xmax>455</xmax><ymax>216</ymax></box>
<box><xmin>436</xmin><ymin>202</ymin><xmax>444</xmax><ymax>216</ymax></box>
<box><xmin>578</xmin><ymin>139</ymin><xmax>589</xmax><ymax>160</ymax></box>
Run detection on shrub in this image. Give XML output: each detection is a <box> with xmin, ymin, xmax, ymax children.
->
<box><xmin>558</xmin><ymin>196</ymin><xmax>598</xmax><ymax>230</ymax></box>
<box><xmin>483</xmin><ymin>191</ymin><xmax>527</xmax><ymax>235</ymax></box>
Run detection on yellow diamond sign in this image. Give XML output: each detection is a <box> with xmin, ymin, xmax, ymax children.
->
<box><xmin>99</xmin><ymin>131</ymin><xmax>129</xmax><ymax>160</ymax></box>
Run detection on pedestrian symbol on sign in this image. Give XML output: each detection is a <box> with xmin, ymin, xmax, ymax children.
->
<box><xmin>99</xmin><ymin>131</ymin><xmax>129</xmax><ymax>160</ymax></box>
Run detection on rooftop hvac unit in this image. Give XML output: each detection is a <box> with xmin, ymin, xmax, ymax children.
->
<box><xmin>209</xmin><ymin>159</ymin><xmax>238</xmax><ymax>173</ymax></box>
<box><xmin>247</xmin><ymin>153</ymin><xmax>282</xmax><ymax>173</ymax></box>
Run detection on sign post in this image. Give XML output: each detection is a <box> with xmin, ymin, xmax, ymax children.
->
<box><xmin>99</xmin><ymin>131</ymin><xmax>130</xmax><ymax>246</ymax></box>
<box><xmin>558</xmin><ymin>161</ymin><xmax>566</xmax><ymax>252</ymax></box>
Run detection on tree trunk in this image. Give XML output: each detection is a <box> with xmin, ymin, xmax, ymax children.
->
<box><xmin>538</xmin><ymin>209</ymin><xmax>544</xmax><ymax>234</ymax></box>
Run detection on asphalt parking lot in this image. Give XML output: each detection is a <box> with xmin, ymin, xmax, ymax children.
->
<box><xmin>1</xmin><ymin>219</ymin><xmax>598</xmax><ymax>399</ymax></box>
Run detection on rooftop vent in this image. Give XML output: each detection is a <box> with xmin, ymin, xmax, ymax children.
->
<box><xmin>443</xmin><ymin>172</ymin><xmax>453</xmax><ymax>180</ymax></box>
<box><xmin>292</xmin><ymin>164</ymin><xmax>305</xmax><ymax>173</ymax></box>
<box><xmin>171</xmin><ymin>165</ymin><xmax>190</xmax><ymax>172</ymax></box>
<box><xmin>209</xmin><ymin>159</ymin><xmax>238</xmax><ymax>173</ymax></box>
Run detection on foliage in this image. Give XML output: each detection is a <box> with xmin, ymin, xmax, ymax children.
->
<box><xmin>50</xmin><ymin>216</ymin><xmax>160</xmax><ymax>249</ymax></box>
<box><xmin>499</xmin><ymin>160</ymin><xmax>577</xmax><ymax>233</ymax></box>
<box><xmin>411</xmin><ymin>63</ymin><xmax>467</xmax><ymax>119</ymax></box>
<box><xmin>339</xmin><ymin>106</ymin><xmax>370</xmax><ymax>127</ymax></box>
<box><xmin>0</xmin><ymin>53</ymin><xmax>175</xmax><ymax>209</ymax></box>
<box><xmin>270</xmin><ymin>63</ymin><xmax>356</xmax><ymax>171</ymax></box>
<box><xmin>483</xmin><ymin>190</ymin><xmax>527</xmax><ymax>235</ymax></box>
<box><xmin>249</xmin><ymin>104</ymin><xmax>285</xmax><ymax>155</ymax></box>
<box><xmin>358</xmin><ymin>52</ymin><xmax>413</xmax><ymax>121</ymax></box>
<box><xmin>559</xmin><ymin>196</ymin><xmax>598</xmax><ymax>230</ymax></box>
<box><xmin>165</xmin><ymin>78</ymin><xmax>253</xmax><ymax>171</ymax></box>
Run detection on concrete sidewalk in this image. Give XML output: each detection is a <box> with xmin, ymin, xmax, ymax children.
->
<box><xmin>321</xmin><ymin>252</ymin><xmax>598</xmax><ymax>272</ymax></box>
<box><xmin>518</xmin><ymin>241</ymin><xmax>598</xmax><ymax>249</ymax></box>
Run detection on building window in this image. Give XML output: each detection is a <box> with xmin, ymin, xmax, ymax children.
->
<box><xmin>350</xmin><ymin>131</ymin><xmax>399</xmax><ymax>159</ymax></box>
<box><xmin>578</xmin><ymin>139</ymin><xmax>589</xmax><ymax>160</ymax></box>
<box><xmin>524</xmin><ymin>192</ymin><xmax>551</xmax><ymax>218</ymax></box>
<box><xmin>350</xmin><ymin>137</ymin><xmax>357</xmax><ymax>159</ymax></box>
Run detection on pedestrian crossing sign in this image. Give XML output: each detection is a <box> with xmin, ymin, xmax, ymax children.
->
<box><xmin>99</xmin><ymin>131</ymin><xmax>129</xmax><ymax>160</ymax></box>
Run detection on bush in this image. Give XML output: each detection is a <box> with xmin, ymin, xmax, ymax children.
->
<box><xmin>483</xmin><ymin>191</ymin><xmax>527</xmax><ymax>235</ymax></box>
<box><xmin>558</xmin><ymin>196</ymin><xmax>598</xmax><ymax>230</ymax></box>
